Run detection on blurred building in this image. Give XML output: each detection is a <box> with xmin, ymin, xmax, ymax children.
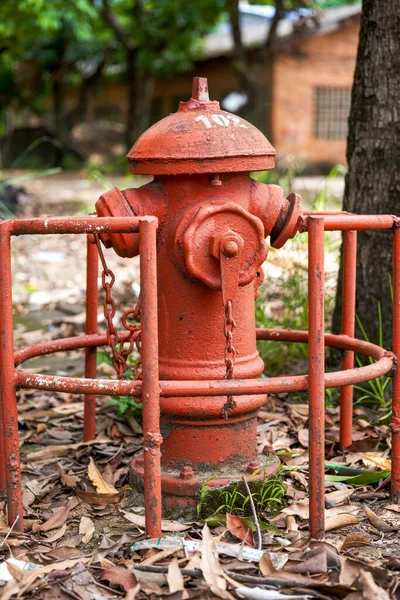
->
<box><xmin>10</xmin><ymin>3</ymin><xmax>351</xmax><ymax>174</ymax></box>
<box><xmin>87</xmin><ymin>4</ymin><xmax>360</xmax><ymax>171</ymax></box>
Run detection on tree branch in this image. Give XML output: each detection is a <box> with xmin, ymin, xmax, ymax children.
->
<box><xmin>261</xmin><ymin>0</ymin><xmax>285</xmax><ymax>60</ymax></box>
<box><xmin>99</xmin><ymin>0</ymin><xmax>137</xmax><ymax>51</ymax></box>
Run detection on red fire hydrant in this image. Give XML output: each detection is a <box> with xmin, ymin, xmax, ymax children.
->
<box><xmin>96</xmin><ymin>77</ymin><xmax>301</xmax><ymax>512</ymax></box>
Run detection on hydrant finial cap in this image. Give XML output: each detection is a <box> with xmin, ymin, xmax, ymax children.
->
<box><xmin>192</xmin><ymin>77</ymin><xmax>209</xmax><ymax>102</ymax></box>
<box><xmin>127</xmin><ymin>78</ymin><xmax>276</xmax><ymax>175</ymax></box>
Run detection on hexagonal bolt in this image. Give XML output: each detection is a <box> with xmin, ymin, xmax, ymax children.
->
<box><xmin>247</xmin><ymin>460</ymin><xmax>260</xmax><ymax>474</ymax></box>
<box><xmin>221</xmin><ymin>239</ymin><xmax>239</xmax><ymax>258</ymax></box>
<box><xmin>210</xmin><ymin>231</ymin><xmax>244</xmax><ymax>260</ymax></box>
<box><xmin>180</xmin><ymin>466</ymin><xmax>195</xmax><ymax>480</ymax></box>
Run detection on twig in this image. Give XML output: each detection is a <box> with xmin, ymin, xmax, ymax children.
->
<box><xmin>133</xmin><ymin>565</ymin><xmax>320</xmax><ymax>592</ymax></box>
<box><xmin>242</xmin><ymin>476</ymin><xmax>262</xmax><ymax>551</ymax></box>
<box><xmin>0</xmin><ymin>515</ymin><xmax>19</xmax><ymax>547</ymax></box>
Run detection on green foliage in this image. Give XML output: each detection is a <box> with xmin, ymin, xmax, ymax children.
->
<box><xmin>197</xmin><ymin>467</ymin><xmax>287</xmax><ymax>521</ymax></box>
<box><xmin>97</xmin><ymin>348</ymin><xmax>143</xmax><ymax>420</ymax></box>
<box><xmin>353</xmin><ymin>303</ymin><xmax>392</xmax><ymax>415</ymax></box>
<box><xmin>256</xmin><ymin>251</ymin><xmax>310</xmax><ymax>374</ymax></box>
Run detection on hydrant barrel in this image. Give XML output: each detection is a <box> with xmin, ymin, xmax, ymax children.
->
<box><xmin>96</xmin><ymin>78</ymin><xmax>301</xmax><ymax>513</ymax></box>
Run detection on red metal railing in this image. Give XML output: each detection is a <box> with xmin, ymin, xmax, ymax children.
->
<box><xmin>1</xmin><ymin>212</ymin><xmax>400</xmax><ymax>540</ymax></box>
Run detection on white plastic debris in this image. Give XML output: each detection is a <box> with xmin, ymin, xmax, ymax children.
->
<box><xmin>0</xmin><ymin>558</ymin><xmax>39</xmax><ymax>584</ymax></box>
<box><xmin>131</xmin><ymin>536</ymin><xmax>264</xmax><ymax>562</ymax></box>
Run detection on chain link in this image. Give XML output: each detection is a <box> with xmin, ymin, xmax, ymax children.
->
<box><xmin>221</xmin><ymin>299</ymin><xmax>237</xmax><ymax>419</ymax></box>
<box><xmin>94</xmin><ymin>234</ymin><xmax>141</xmax><ymax>379</ymax></box>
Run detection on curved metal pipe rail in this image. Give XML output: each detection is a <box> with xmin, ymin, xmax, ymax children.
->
<box><xmin>1</xmin><ymin>213</ymin><xmax>400</xmax><ymax>542</ymax></box>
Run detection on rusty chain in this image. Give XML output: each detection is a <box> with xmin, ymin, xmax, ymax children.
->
<box><xmin>221</xmin><ymin>299</ymin><xmax>237</xmax><ymax>419</ymax></box>
<box><xmin>93</xmin><ymin>234</ymin><xmax>142</xmax><ymax>379</ymax></box>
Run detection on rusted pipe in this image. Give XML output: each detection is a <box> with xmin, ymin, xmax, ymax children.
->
<box><xmin>0</xmin><ymin>276</ymin><xmax>5</xmax><ymax>492</ymax></box>
<box><xmin>139</xmin><ymin>217</ymin><xmax>162</xmax><ymax>538</ymax></box>
<box><xmin>391</xmin><ymin>227</ymin><xmax>400</xmax><ymax>498</ymax></box>
<box><xmin>9</xmin><ymin>216</ymin><xmax>141</xmax><ymax>236</ymax></box>
<box><xmin>84</xmin><ymin>236</ymin><xmax>98</xmax><ymax>441</ymax></box>
<box><xmin>14</xmin><ymin>329</ymin><xmax>388</xmax><ymax>369</ymax></box>
<box><xmin>299</xmin><ymin>214</ymin><xmax>395</xmax><ymax>232</ymax></box>
<box><xmin>0</xmin><ymin>222</ymin><xmax>23</xmax><ymax>530</ymax></box>
<box><xmin>15</xmin><ymin>330</ymin><xmax>393</xmax><ymax>398</ymax></box>
<box><xmin>340</xmin><ymin>231</ymin><xmax>357</xmax><ymax>448</ymax></box>
<box><xmin>308</xmin><ymin>217</ymin><xmax>325</xmax><ymax>540</ymax></box>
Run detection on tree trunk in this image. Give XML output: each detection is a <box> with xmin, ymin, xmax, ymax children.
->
<box><xmin>332</xmin><ymin>0</ymin><xmax>400</xmax><ymax>351</ymax></box>
<box><xmin>125</xmin><ymin>48</ymin><xmax>154</xmax><ymax>150</ymax></box>
<box><xmin>52</xmin><ymin>69</ymin><xmax>65</xmax><ymax>141</ymax></box>
<box><xmin>76</xmin><ymin>54</ymin><xmax>109</xmax><ymax>122</ymax></box>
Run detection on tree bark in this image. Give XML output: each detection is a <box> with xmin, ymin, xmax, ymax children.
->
<box><xmin>332</xmin><ymin>0</ymin><xmax>400</xmax><ymax>350</ymax></box>
<box><xmin>125</xmin><ymin>49</ymin><xmax>154</xmax><ymax>149</ymax></box>
<box><xmin>228</xmin><ymin>0</ymin><xmax>284</xmax><ymax>132</ymax></box>
<box><xmin>52</xmin><ymin>68</ymin><xmax>65</xmax><ymax>141</ymax></box>
<box><xmin>75</xmin><ymin>51</ymin><xmax>111</xmax><ymax>122</ymax></box>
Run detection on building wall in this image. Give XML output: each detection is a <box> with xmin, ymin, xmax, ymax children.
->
<box><xmin>271</xmin><ymin>18</ymin><xmax>359</xmax><ymax>168</ymax></box>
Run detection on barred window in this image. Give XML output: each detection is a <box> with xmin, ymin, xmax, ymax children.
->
<box><xmin>314</xmin><ymin>87</ymin><xmax>351</xmax><ymax>140</ymax></box>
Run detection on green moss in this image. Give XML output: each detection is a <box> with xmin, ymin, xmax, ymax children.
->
<box><xmin>196</xmin><ymin>475</ymin><xmax>287</xmax><ymax>522</ymax></box>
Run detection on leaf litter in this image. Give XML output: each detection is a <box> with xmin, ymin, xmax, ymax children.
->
<box><xmin>3</xmin><ymin>235</ymin><xmax>400</xmax><ymax>598</ymax></box>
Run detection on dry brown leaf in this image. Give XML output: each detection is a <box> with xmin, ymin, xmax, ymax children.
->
<box><xmin>200</xmin><ymin>523</ymin><xmax>226</xmax><ymax>591</ymax></box>
<box><xmin>124</xmin><ymin>584</ymin><xmax>141</xmax><ymax>600</ymax></box>
<box><xmin>101</xmin><ymin>463</ymin><xmax>115</xmax><ymax>485</ymax></box>
<box><xmin>35</xmin><ymin>505</ymin><xmax>70</xmax><ymax>533</ymax></box>
<box><xmin>57</xmin><ymin>462</ymin><xmax>80</xmax><ymax>488</ymax></box>
<box><xmin>100</xmin><ymin>565</ymin><xmax>137</xmax><ymax>592</ymax></box>
<box><xmin>44</xmin><ymin>523</ymin><xmax>67</xmax><ymax>542</ymax></box>
<box><xmin>120</xmin><ymin>510</ymin><xmax>191</xmax><ymax>532</ymax></box>
<box><xmin>364</xmin><ymin>506</ymin><xmax>393</xmax><ymax>533</ymax></box>
<box><xmin>356</xmin><ymin>570</ymin><xmax>390</xmax><ymax>600</ymax></box>
<box><xmin>167</xmin><ymin>557</ymin><xmax>184</xmax><ymax>594</ymax></box>
<box><xmin>341</xmin><ymin>534</ymin><xmax>371</xmax><ymax>551</ymax></box>
<box><xmin>79</xmin><ymin>516</ymin><xmax>95</xmax><ymax>545</ymax></box>
<box><xmin>22</xmin><ymin>489</ymin><xmax>35</xmax><ymax>509</ymax></box>
<box><xmin>5</xmin><ymin>561</ymin><xmax>25</xmax><ymax>583</ymax></box>
<box><xmin>297</xmin><ymin>428</ymin><xmax>309</xmax><ymax>448</ymax></box>
<box><xmin>46</xmin><ymin>547</ymin><xmax>84</xmax><ymax>560</ymax></box>
<box><xmin>325</xmin><ymin>489</ymin><xmax>353</xmax><ymax>505</ymax></box>
<box><xmin>88</xmin><ymin>458</ymin><xmax>118</xmax><ymax>494</ymax></box>
<box><xmin>362</xmin><ymin>453</ymin><xmax>391</xmax><ymax>471</ymax></box>
<box><xmin>325</xmin><ymin>513</ymin><xmax>359</xmax><ymax>531</ymax></box>
<box><xmin>289</xmin><ymin>471</ymin><xmax>308</xmax><ymax>490</ymax></box>
<box><xmin>226</xmin><ymin>513</ymin><xmax>254</xmax><ymax>547</ymax></box>
<box><xmin>15</xmin><ymin>558</ymin><xmax>90</xmax><ymax>596</ymax></box>
<box><xmin>27</xmin><ymin>445</ymin><xmax>70</xmax><ymax>462</ymax></box>
<box><xmin>284</xmin><ymin>546</ymin><xmax>327</xmax><ymax>575</ymax></box>
<box><xmin>384</xmin><ymin>504</ymin><xmax>400</xmax><ymax>513</ymax></box>
<box><xmin>259</xmin><ymin>552</ymin><xmax>315</xmax><ymax>584</ymax></box>
<box><xmin>277</xmin><ymin>502</ymin><xmax>359</xmax><ymax>521</ymax></box>
<box><xmin>75</xmin><ymin>488</ymin><xmax>119</xmax><ymax>506</ymax></box>
<box><xmin>285</xmin><ymin>515</ymin><xmax>299</xmax><ymax>532</ymax></box>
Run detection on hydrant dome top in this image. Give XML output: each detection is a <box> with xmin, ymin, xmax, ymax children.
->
<box><xmin>127</xmin><ymin>77</ymin><xmax>276</xmax><ymax>176</ymax></box>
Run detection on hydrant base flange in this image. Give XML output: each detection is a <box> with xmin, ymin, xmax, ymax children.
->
<box><xmin>130</xmin><ymin>453</ymin><xmax>281</xmax><ymax>517</ymax></box>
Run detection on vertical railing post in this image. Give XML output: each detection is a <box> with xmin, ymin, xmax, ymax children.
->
<box><xmin>308</xmin><ymin>216</ymin><xmax>325</xmax><ymax>539</ymax></box>
<box><xmin>391</xmin><ymin>227</ymin><xmax>400</xmax><ymax>498</ymax></box>
<box><xmin>0</xmin><ymin>222</ymin><xmax>23</xmax><ymax>530</ymax></box>
<box><xmin>139</xmin><ymin>217</ymin><xmax>162</xmax><ymax>538</ymax></box>
<box><xmin>0</xmin><ymin>264</ymin><xmax>5</xmax><ymax>493</ymax></box>
<box><xmin>84</xmin><ymin>235</ymin><xmax>99</xmax><ymax>441</ymax></box>
<box><xmin>340</xmin><ymin>230</ymin><xmax>357</xmax><ymax>448</ymax></box>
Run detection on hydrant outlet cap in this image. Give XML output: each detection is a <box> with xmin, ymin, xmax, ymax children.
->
<box><xmin>127</xmin><ymin>77</ymin><xmax>276</xmax><ymax>175</ymax></box>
